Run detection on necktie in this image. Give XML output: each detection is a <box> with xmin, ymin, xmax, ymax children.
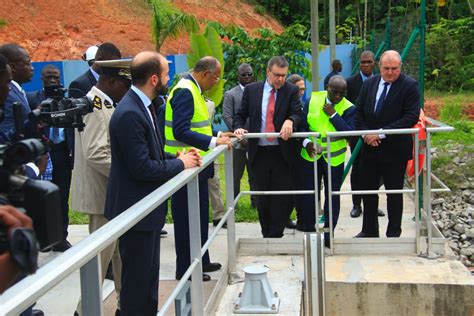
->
<box><xmin>148</xmin><ymin>104</ymin><xmax>164</xmax><ymax>159</ymax></box>
<box><xmin>265</xmin><ymin>89</ymin><xmax>276</xmax><ymax>141</ymax></box>
<box><xmin>375</xmin><ymin>82</ymin><xmax>389</xmax><ymax>116</ymax></box>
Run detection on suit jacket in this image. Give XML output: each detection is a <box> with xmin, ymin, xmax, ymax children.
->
<box><xmin>233</xmin><ymin>81</ymin><xmax>302</xmax><ymax>165</ymax></box>
<box><xmin>222</xmin><ymin>85</ymin><xmax>247</xmax><ymax>131</ymax></box>
<box><xmin>104</xmin><ymin>89</ymin><xmax>184</xmax><ymax>231</ymax></box>
<box><xmin>0</xmin><ymin>82</ymin><xmax>31</xmax><ymax>141</ymax></box>
<box><xmin>355</xmin><ymin>73</ymin><xmax>420</xmax><ymax>163</ymax></box>
<box><xmin>68</xmin><ymin>69</ymin><xmax>97</xmax><ymax>98</ymax></box>
<box><xmin>26</xmin><ymin>89</ymin><xmax>45</xmax><ymax>111</ymax></box>
<box><xmin>345</xmin><ymin>73</ymin><xmax>364</xmax><ymax>104</ymax></box>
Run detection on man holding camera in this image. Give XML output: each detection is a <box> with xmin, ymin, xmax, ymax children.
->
<box><xmin>72</xmin><ymin>59</ymin><xmax>132</xmax><ymax>316</ymax></box>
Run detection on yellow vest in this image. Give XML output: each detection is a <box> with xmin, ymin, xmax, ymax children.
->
<box><xmin>164</xmin><ymin>78</ymin><xmax>212</xmax><ymax>156</ymax></box>
<box><xmin>301</xmin><ymin>91</ymin><xmax>353</xmax><ymax>166</ymax></box>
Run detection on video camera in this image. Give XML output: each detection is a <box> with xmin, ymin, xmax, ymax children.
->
<box><xmin>28</xmin><ymin>85</ymin><xmax>93</xmax><ymax>132</ymax></box>
<box><xmin>0</xmin><ymin>139</ymin><xmax>63</xmax><ymax>274</ymax></box>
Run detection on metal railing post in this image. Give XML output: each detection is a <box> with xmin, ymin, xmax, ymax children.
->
<box><xmin>425</xmin><ymin>131</ymin><xmax>435</xmax><ymax>258</ymax></box>
<box><xmin>313</xmin><ymin>148</ymin><xmax>320</xmax><ymax>233</ymax></box>
<box><xmin>80</xmin><ymin>255</ymin><xmax>103</xmax><ymax>316</ymax></box>
<box><xmin>327</xmin><ymin>136</ymin><xmax>334</xmax><ymax>254</ymax></box>
<box><xmin>187</xmin><ymin>176</ymin><xmax>204</xmax><ymax>315</ymax></box>
<box><xmin>225</xmin><ymin>149</ymin><xmax>239</xmax><ymax>283</ymax></box>
<box><xmin>414</xmin><ymin>132</ymin><xmax>420</xmax><ymax>254</ymax></box>
<box><xmin>303</xmin><ymin>233</ymin><xmax>325</xmax><ymax>316</ymax></box>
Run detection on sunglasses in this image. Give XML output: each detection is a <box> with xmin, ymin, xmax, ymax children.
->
<box><xmin>239</xmin><ymin>72</ymin><xmax>253</xmax><ymax>77</ymax></box>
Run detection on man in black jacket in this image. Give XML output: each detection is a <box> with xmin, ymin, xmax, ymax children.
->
<box><xmin>355</xmin><ymin>50</ymin><xmax>420</xmax><ymax>238</ymax></box>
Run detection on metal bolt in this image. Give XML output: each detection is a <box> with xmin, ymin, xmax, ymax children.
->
<box><xmin>235</xmin><ymin>304</ymin><xmax>240</xmax><ymax>310</ymax></box>
<box><xmin>238</xmin><ymin>292</ymin><xmax>242</xmax><ymax>297</ymax></box>
<box><xmin>274</xmin><ymin>291</ymin><xmax>278</xmax><ymax>297</ymax></box>
<box><xmin>271</xmin><ymin>304</ymin><xmax>276</xmax><ymax>310</ymax></box>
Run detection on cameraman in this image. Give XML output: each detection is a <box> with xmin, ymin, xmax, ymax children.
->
<box><xmin>0</xmin><ymin>205</ymin><xmax>33</xmax><ymax>294</ymax></box>
<box><xmin>27</xmin><ymin>64</ymin><xmax>74</xmax><ymax>251</ymax></box>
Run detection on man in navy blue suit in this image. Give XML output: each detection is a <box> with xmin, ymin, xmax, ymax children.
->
<box><xmin>165</xmin><ymin>57</ymin><xmax>233</xmax><ymax>281</ymax></box>
<box><xmin>355</xmin><ymin>50</ymin><xmax>420</xmax><ymax>238</ymax></box>
<box><xmin>105</xmin><ymin>51</ymin><xmax>201</xmax><ymax>316</ymax></box>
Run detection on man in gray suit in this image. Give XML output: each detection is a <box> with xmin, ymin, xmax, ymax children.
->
<box><xmin>222</xmin><ymin>63</ymin><xmax>257</xmax><ymax>207</ymax></box>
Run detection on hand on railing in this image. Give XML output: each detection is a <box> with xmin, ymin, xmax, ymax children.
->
<box><xmin>217</xmin><ymin>132</ymin><xmax>234</xmax><ymax>150</ymax></box>
<box><xmin>280</xmin><ymin>119</ymin><xmax>293</xmax><ymax>140</ymax></box>
<box><xmin>177</xmin><ymin>148</ymin><xmax>202</xmax><ymax>168</ymax></box>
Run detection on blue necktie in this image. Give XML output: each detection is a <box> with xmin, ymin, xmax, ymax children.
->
<box><xmin>375</xmin><ymin>82</ymin><xmax>389</xmax><ymax>116</ymax></box>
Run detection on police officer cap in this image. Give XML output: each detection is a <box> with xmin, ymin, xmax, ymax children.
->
<box><xmin>95</xmin><ymin>58</ymin><xmax>132</xmax><ymax>81</ymax></box>
<box><xmin>82</xmin><ymin>45</ymin><xmax>98</xmax><ymax>62</ymax></box>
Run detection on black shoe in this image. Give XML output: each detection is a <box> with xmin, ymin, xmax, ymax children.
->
<box><xmin>203</xmin><ymin>262</ymin><xmax>222</xmax><ymax>272</ymax></box>
<box><xmin>350</xmin><ymin>205</ymin><xmax>362</xmax><ymax>218</ymax></box>
<box><xmin>354</xmin><ymin>232</ymin><xmax>379</xmax><ymax>238</ymax></box>
<box><xmin>160</xmin><ymin>229</ymin><xmax>168</xmax><ymax>236</ymax></box>
<box><xmin>40</xmin><ymin>247</ymin><xmax>52</xmax><ymax>253</ymax></box>
<box><xmin>212</xmin><ymin>220</ymin><xmax>227</xmax><ymax>228</ymax></box>
<box><xmin>52</xmin><ymin>240</ymin><xmax>72</xmax><ymax>252</ymax></box>
<box><xmin>296</xmin><ymin>225</ymin><xmax>316</xmax><ymax>233</ymax></box>
<box><xmin>115</xmin><ymin>308</ymin><xmax>121</xmax><ymax>316</ymax></box>
<box><xmin>105</xmin><ymin>263</ymin><xmax>114</xmax><ymax>280</ymax></box>
<box><xmin>31</xmin><ymin>310</ymin><xmax>44</xmax><ymax>316</ymax></box>
<box><xmin>286</xmin><ymin>220</ymin><xmax>297</xmax><ymax>229</ymax></box>
<box><xmin>175</xmin><ymin>273</ymin><xmax>211</xmax><ymax>282</ymax></box>
<box><xmin>377</xmin><ymin>209</ymin><xmax>385</xmax><ymax>217</ymax></box>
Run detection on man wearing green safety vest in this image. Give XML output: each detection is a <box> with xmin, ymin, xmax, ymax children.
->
<box><xmin>299</xmin><ymin>75</ymin><xmax>355</xmax><ymax>248</ymax></box>
<box><xmin>165</xmin><ymin>56</ymin><xmax>233</xmax><ymax>282</ymax></box>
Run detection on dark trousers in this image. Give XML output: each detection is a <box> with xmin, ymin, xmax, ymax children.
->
<box><xmin>233</xmin><ymin>148</ymin><xmax>257</xmax><ymax>206</ymax></box>
<box><xmin>251</xmin><ymin>146</ymin><xmax>291</xmax><ymax>238</ymax></box>
<box><xmin>119</xmin><ymin>226</ymin><xmax>164</xmax><ymax>315</ymax></box>
<box><xmin>299</xmin><ymin>158</ymin><xmax>344</xmax><ymax>233</ymax></box>
<box><xmin>50</xmin><ymin>141</ymin><xmax>72</xmax><ymax>239</ymax></box>
<box><xmin>171</xmin><ymin>167</ymin><xmax>211</xmax><ymax>277</ymax></box>
<box><xmin>360</xmin><ymin>158</ymin><xmax>407</xmax><ymax>237</ymax></box>
<box><xmin>290</xmin><ymin>154</ymin><xmax>305</xmax><ymax>225</ymax></box>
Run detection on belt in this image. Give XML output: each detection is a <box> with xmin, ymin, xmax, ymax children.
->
<box><xmin>257</xmin><ymin>145</ymin><xmax>279</xmax><ymax>151</ymax></box>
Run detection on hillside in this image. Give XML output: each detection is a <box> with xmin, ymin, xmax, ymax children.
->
<box><xmin>0</xmin><ymin>0</ymin><xmax>284</xmax><ymax>61</ymax></box>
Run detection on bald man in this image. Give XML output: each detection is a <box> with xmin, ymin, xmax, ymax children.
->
<box><xmin>355</xmin><ymin>50</ymin><xmax>420</xmax><ymax>238</ymax></box>
<box><xmin>105</xmin><ymin>51</ymin><xmax>201</xmax><ymax>315</ymax></box>
<box><xmin>299</xmin><ymin>75</ymin><xmax>355</xmax><ymax>246</ymax></box>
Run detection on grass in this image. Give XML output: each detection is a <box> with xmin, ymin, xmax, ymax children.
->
<box><xmin>0</xmin><ymin>19</ymin><xmax>7</xmax><ymax>28</ymax></box>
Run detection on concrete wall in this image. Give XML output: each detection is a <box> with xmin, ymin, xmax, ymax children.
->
<box><xmin>326</xmin><ymin>282</ymin><xmax>474</xmax><ymax>316</ymax></box>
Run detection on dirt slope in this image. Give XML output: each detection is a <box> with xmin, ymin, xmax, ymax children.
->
<box><xmin>0</xmin><ymin>0</ymin><xmax>283</xmax><ymax>61</ymax></box>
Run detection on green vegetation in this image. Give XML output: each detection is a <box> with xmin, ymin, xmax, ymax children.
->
<box><xmin>0</xmin><ymin>19</ymin><xmax>7</xmax><ymax>28</ymax></box>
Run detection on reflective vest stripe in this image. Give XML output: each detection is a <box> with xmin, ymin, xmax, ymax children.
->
<box><xmin>164</xmin><ymin>120</ymin><xmax>210</xmax><ymax>128</ymax></box>
<box><xmin>165</xmin><ymin>139</ymin><xmax>189</xmax><ymax>148</ymax></box>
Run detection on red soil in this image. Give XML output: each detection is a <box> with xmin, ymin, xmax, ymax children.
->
<box><xmin>0</xmin><ymin>0</ymin><xmax>283</xmax><ymax>61</ymax></box>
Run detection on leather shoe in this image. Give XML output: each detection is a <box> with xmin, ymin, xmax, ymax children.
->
<box><xmin>354</xmin><ymin>231</ymin><xmax>379</xmax><ymax>238</ymax></box>
<box><xmin>160</xmin><ymin>229</ymin><xmax>168</xmax><ymax>236</ymax></box>
<box><xmin>377</xmin><ymin>209</ymin><xmax>385</xmax><ymax>217</ymax></box>
<box><xmin>350</xmin><ymin>205</ymin><xmax>362</xmax><ymax>218</ymax></box>
<box><xmin>31</xmin><ymin>310</ymin><xmax>44</xmax><ymax>316</ymax></box>
<box><xmin>176</xmin><ymin>273</ymin><xmax>211</xmax><ymax>282</ymax></box>
<box><xmin>212</xmin><ymin>220</ymin><xmax>227</xmax><ymax>228</ymax></box>
<box><xmin>286</xmin><ymin>219</ymin><xmax>297</xmax><ymax>229</ymax></box>
<box><xmin>52</xmin><ymin>240</ymin><xmax>72</xmax><ymax>252</ymax></box>
<box><xmin>203</xmin><ymin>262</ymin><xmax>221</xmax><ymax>272</ymax></box>
<box><xmin>296</xmin><ymin>225</ymin><xmax>316</xmax><ymax>233</ymax></box>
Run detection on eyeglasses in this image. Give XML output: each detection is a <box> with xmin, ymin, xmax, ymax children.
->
<box><xmin>270</xmin><ymin>70</ymin><xmax>287</xmax><ymax>79</ymax></box>
<box><xmin>239</xmin><ymin>72</ymin><xmax>253</xmax><ymax>77</ymax></box>
<box><xmin>299</xmin><ymin>87</ymin><xmax>306</xmax><ymax>91</ymax></box>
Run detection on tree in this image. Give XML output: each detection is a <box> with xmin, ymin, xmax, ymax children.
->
<box><xmin>149</xmin><ymin>0</ymin><xmax>199</xmax><ymax>51</ymax></box>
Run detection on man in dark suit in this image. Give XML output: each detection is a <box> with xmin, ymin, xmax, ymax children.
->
<box><xmin>346</xmin><ymin>50</ymin><xmax>385</xmax><ymax>219</ymax></box>
<box><xmin>104</xmin><ymin>51</ymin><xmax>201</xmax><ymax>316</ymax></box>
<box><xmin>355</xmin><ymin>50</ymin><xmax>420</xmax><ymax>238</ymax></box>
<box><xmin>222</xmin><ymin>63</ymin><xmax>258</xmax><ymax>208</ymax></box>
<box><xmin>165</xmin><ymin>57</ymin><xmax>232</xmax><ymax>281</ymax></box>
<box><xmin>324</xmin><ymin>59</ymin><xmax>342</xmax><ymax>89</ymax></box>
<box><xmin>234</xmin><ymin>56</ymin><xmax>302</xmax><ymax>238</ymax></box>
<box><xmin>27</xmin><ymin>64</ymin><xmax>75</xmax><ymax>251</ymax></box>
<box><xmin>69</xmin><ymin>43</ymin><xmax>121</xmax><ymax>98</ymax></box>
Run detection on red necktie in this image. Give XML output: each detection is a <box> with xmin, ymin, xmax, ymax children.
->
<box><xmin>265</xmin><ymin>89</ymin><xmax>276</xmax><ymax>141</ymax></box>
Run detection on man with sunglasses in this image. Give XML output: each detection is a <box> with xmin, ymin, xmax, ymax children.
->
<box><xmin>299</xmin><ymin>75</ymin><xmax>355</xmax><ymax>246</ymax></box>
<box><xmin>222</xmin><ymin>63</ymin><xmax>258</xmax><ymax>209</ymax></box>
